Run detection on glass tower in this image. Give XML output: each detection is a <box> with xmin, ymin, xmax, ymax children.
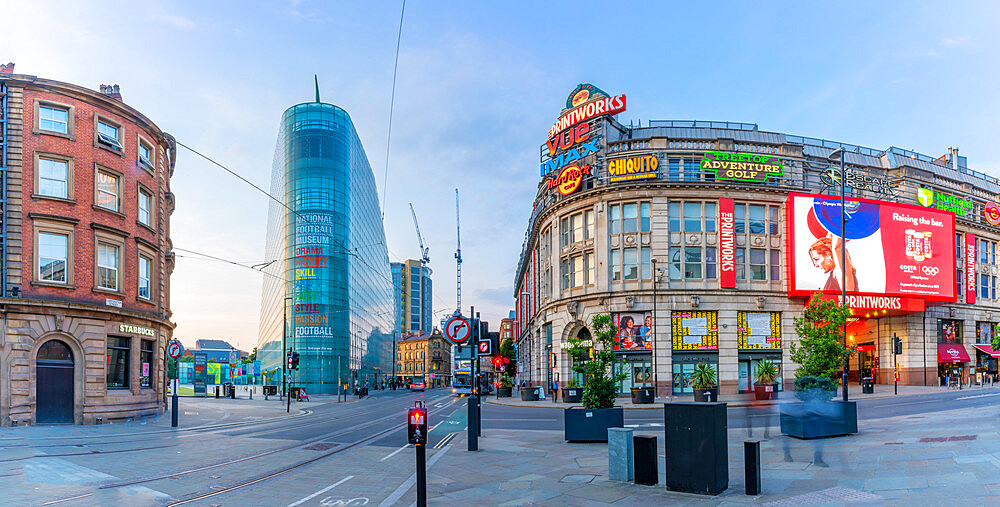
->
<box><xmin>258</xmin><ymin>100</ymin><xmax>394</xmax><ymax>394</ymax></box>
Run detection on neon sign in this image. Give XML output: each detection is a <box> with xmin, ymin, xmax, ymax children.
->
<box><xmin>539</xmin><ymin>137</ymin><xmax>601</xmax><ymax>176</ymax></box>
<box><xmin>547</xmin><ymin>123</ymin><xmax>590</xmax><ymax>156</ymax></box>
<box><xmin>547</xmin><ymin>95</ymin><xmax>626</xmax><ymax>138</ymax></box>
<box><xmin>701</xmin><ymin>152</ymin><xmax>783</xmax><ymax>182</ymax></box>
<box><xmin>546</xmin><ymin>164</ymin><xmax>590</xmax><ymax>195</ymax></box>
<box><xmin>986</xmin><ymin>202</ymin><xmax>1000</xmax><ymax>226</ymax></box>
<box><xmin>608</xmin><ymin>155</ymin><xmax>658</xmax><ymax>182</ymax></box>
<box><xmin>917</xmin><ymin>188</ymin><xmax>972</xmax><ymax>217</ymax></box>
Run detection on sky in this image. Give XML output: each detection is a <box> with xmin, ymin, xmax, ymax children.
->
<box><xmin>2</xmin><ymin>1</ymin><xmax>998</xmax><ymax>352</ymax></box>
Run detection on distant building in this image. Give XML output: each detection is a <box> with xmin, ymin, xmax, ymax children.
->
<box><xmin>0</xmin><ymin>69</ymin><xmax>175</xmax><ymax>425</ymax></box>
<box><xmin>193</xmin><ymin>339</ymin><xmax>245</xmax><ymax>364</ymax></box>
<box><xmin>397</xmin><ymin>330</ymin><xmax>451</xmax><ymax>387</ymax></box>
<box><xmin>391</xmin><ymin>259</ymin><xmax>432</xmax><ymax>335</ymax></box>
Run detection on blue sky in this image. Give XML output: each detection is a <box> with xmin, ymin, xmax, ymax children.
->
<box><xmin>3</xmin><ymin>1</ymin><xmax>998</xmax><ymax>351</ymax></box>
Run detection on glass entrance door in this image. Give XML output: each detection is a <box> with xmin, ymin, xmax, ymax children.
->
<box><xmin>738</xmin><ymin>361</ymin><xmax>750</xmax><ymax>392</ymax></box>
<box><xmin>615</xmin><ymin>355</ymin><xmax>651</xmax><ymax>394</ymax></box>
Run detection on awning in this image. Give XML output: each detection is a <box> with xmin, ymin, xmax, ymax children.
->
<box><xmin>972</xmin><ymin>344</ymin><xmax>1000</xmax><ymax>358</ymax></box>
<box><xmin>938</xmin><ymin>344</ymin><xmax>972</xmax><ymax>363</ymax></box>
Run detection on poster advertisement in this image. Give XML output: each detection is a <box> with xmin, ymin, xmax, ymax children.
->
<box><xmin>786</xmin><ymin>193</ymin><xmax>956</xmax><ymax>301</ymax></box>
<box><xmin>611</xmin><ymin>312</ymin><xmax>652</xmax><ymax>351</ymax></box>
<box><xmin>671</xmin><ymin>311</ymin><xmax>718</xmax><ymax>350</ymax></box>
<box><xmin>939</xmin><ymin>319</ymin><xmax>961</xmax><ymax>344</ymax></box>
<box><xmin>737</xmin><ymin>311</ymin><xmax>782</xmax><ymax>349</ymax></box>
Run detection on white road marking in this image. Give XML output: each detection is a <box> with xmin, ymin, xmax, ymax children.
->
<box><xmin>287</xmin><ymin>475</ymin><xmax>354</xmax><ymax>507</ymax></box>
<box><xmin>378</xmin><ymin>448</ymin><xmax>449</xmax><ymax>507</ymax></box>
<box><xmin>957</xmin><ymin>393</ymin><xmax>1000</xmax><ymax>400</ymax></box>
<box><xmin>379</xmin><ymin>444</ymin><xmax>410</xmax><ymax>462</ymax></box>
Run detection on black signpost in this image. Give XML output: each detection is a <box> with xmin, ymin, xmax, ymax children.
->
<box><xmin>408</xmin><ymin>401</ymin><xmax>428</xmax><ymax>507</ymax></box>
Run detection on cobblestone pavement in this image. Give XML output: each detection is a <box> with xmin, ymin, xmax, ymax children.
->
<box><xmin>4</xmin><ymin>389</ymin><xmax>1000</xmax><ymax>505</ymax></box>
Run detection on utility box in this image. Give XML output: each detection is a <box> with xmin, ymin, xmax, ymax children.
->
<box><xmin>664</xmin><ymin>402</ymin><xmax>728</xmax><ymax>495</ymax></box>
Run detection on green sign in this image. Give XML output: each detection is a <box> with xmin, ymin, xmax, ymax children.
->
<box><xmin>917</xmin><ymin>187</ymin><xmax>971</xmax><ymax>216</ymax></box>
<box><xmin>700</xmin><ymin>152</ymin><xmax>783</xmax><ymax>182</ymax></box>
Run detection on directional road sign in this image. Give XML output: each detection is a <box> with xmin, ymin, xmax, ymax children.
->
<box><xmin>445</xmin><ymin>316</ymin><xmax>471</xmax><ymax>344</ymax></box>
<box><xmin>167</xmin><ymin>340</ymin><xmax>183</xmax><ymax>359</ymax></box>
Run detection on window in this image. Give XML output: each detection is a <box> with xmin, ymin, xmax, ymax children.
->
<box><xmin>138</xmin><ymin>188</ymin><xmax>152</xmax><ymax>226</ymax></box>
<box><xmin>138</xmin><ymin>140</ymin><xmax>154</xmax><ymax>170</ymax></box>
<box><xmin>684</xmin><ymin>247</ymin><xmax>702</xmax><ymax>279</ymax></box>
<box><xmin>561</xmin><ymin>210</ymin><xmax>594</xmax><ymax>246</ymax></box>
<box><xmin>623</xmin><ymin>203</ymin><xmax>638</xmax><ymax>233</ymax></box>
<box><xmin>668</xmin><ymin>159</ymin><xmax>680</xmax><ymax>181</ymax></box>
<box><xmin>38</xmin><ymin>157</ymin><xmax>69</xmax><ymax>198</ymax></box>
<box><xmin>706</xmin><ymin>247</ymin><xmax>717</xmax><ymax>279</ymax></box>
<box><xmin>770</xmin><ymin>249</ymin><xmax>782</xmax><ymax>281</ymax></box>
<box><xmin>585</xmin><ymin>251</ymin><xmax>595</xmax><ymax>285</ymax></box>
<box><xmin>623</xmin><ymin>247</ymin><xmax>638</xmax><ymax>280</ymax></box>
<box><xmin>769</xmin><ymin>207</ymin><xmax>780</xmax><ymax>235</ymax></box>
<box><xmin>38</xmin><ymin>233</ymin><xmax>68</xmax><ymax>283</ymax></box>
<box><xmin>39</xmin><ymin>105</ymin><xmax>69</xmax><ymax>134</ymax></box>
<box><xmin>981</xmin><ymin>274</ymin><xmax>990</xmax><ymax>299</ymax></box>
<box><xmin>140</xmin><ymin>339</ymin><xmax>154</xmax><ymax>388</ymax></box>
<box><xmin>750</xmin><ymin>248</ymin><xmax>767</xmax><ymax>280</ymax></box>
<box><xmin>107</xmin><ymin>336</ymin><xmax>130</xmax><ymax>389</ymax></box>
<box><xmin>734</xmin><ymin>204</ymin><xmax>746</xmax><ymax>234</ymax></box>
<box><xmin>736</xmin><ymin>248</ymin><xmax>746</xmax><ymax>280</ymax></box>
<box><xmin>97</xmin><ymin>242</ymin><xmax>119</xmax><ymax>291</ymax></box>
<box><xmin>640</xmin><ymin>247</ymin><xmax>651</xmax><ymax>279</ymax></box>
<box><xmin>96</xmin><ymin>170</ymin><xmax>120</xmax><ymax>211</ymax></box>
<box><xmin>640</xmin><ymin>203</ymin><xmax>650</xmax><ymax>232</ymax></box>
<box><xmin>669</xmin><ymin>246</ymin><xmax>682</xmax><ymax>279</ymax></box>
<box><xmin>610</xmin><ymin>204</ymin><xmax>621</xmax><ymax>234</ymax></box>
<box><xmin>705</xmin><ymin>203</ymin><xmax>716</xmax><ymax>232</ymax></box>
<box><xmin>96</xmin><ymin>118</ymin><xmax>123</xmax><ymax>151</ymax></box>
<box><xmin>668</xmin><ymin>202</ymin><xmax>680</xmax><ymax>231</ymax></box>
<box><xmin>611</xmin><ymin>249</ymin><xmax>622</xmax><ymax>281</ymax></box>
<box><xmin>749</xmin><ymin>205</ymin><xmax>766</xmax><ymax>234</ymax></box>
<box><xmin>684</xmin><ymin>202</ymin><xmax>702</xmax><ymax>232</ymax></box>
<box><xmin>138</xmin><ymin>254</ymin><xmax>151</xmax><ymax>299</ymax></box>
<box><xmin>981</xmin><ymin>239</ymin><xmax>989</xmax><ymax>263</ymax></box>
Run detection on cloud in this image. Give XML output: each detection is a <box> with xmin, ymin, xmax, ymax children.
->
<box><xmin>940</xmin><ymin>36</ymin><xmax>971</xmax><ymax>48</ymax></box>
<box><xmin>152</xmin><ymin>12</ymin><xmax>197</xmax><ymax>30</ymax></box>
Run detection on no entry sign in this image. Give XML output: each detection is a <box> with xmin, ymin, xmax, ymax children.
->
<box><xmin>445</xmin><ymin>316</ymin><xmax>471</xmax><ymax>344</ymax></box>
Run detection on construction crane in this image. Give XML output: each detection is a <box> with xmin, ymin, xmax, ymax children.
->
<box><xmin>409</xmin><ymin>203</ymin><xmax>430</xmax><ymax>333</ymax></box>
<box><xmin>455</xmin><ymin>188</ymin><xmax>462</xmax><ymax>314</ymax></box>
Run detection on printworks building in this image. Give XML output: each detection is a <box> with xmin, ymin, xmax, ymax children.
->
<box><xmin>513</xmin><ymin>83</ymin><xmax>999</xmax><ymax>397</ymax></box>
<box><xmin>0</xmin><ymin>67</ymin><xmax>176</xmax><ymax>424</ymax></box>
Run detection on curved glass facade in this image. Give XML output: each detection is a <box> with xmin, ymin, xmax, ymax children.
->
<box><xmin>258</xmin><ymin>102</ymin><xmax>394</xmax><ymax>394</ymax></box>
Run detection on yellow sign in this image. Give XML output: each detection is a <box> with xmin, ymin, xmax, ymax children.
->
<box><xmin>736</xmin><ymin>312</ymin><xmax>782</xmax><ymax>349</ymax></box>
<box><xmin>207</xmin><ymin>363</ymin><xmax>221</xmax><ymax>384</ymax></box>
<box><xmin>671</xmin><ymin>311</ymin><xmax>718</xmax><ymax>350</ymax></box>
<box><xmin>608</xmin><ymin>155</ymin><xmax>658</xmax><ymax>182</ymax></box>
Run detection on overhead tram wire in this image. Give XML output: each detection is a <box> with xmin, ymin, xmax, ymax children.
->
<box><xmin>380</xmin><ymin>0</ymin><xmax>406</xmax><ymax>220</ymax></box>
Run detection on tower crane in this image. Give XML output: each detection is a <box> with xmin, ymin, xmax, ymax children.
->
<box><xmin>409</xmin><ymin>203</ymin><xmax>429</xmax><ymax>333</ymax></box>
<box><xmin>455</xmin><ymin>188</ymin><xmax>462</xmax><ymax>314</ymax></box>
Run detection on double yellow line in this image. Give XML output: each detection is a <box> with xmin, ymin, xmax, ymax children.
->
<box><xmin>433</xmin><ymin>431</ymin><xmax>459</xmax><ymax>449</ymax></box>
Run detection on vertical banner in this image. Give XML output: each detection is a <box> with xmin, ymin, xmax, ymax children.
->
<box><xmin>966</xmin><ymin>232</ymin><xmax>976</xmax><ymax>304</ymax></box>
<box><xmin>719</xmin><ymin>198</ymin><xmax>736</xmax><ymax>288</ymax></box>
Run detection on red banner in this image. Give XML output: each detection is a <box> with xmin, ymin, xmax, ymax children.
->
<box><xmin>719</xmin><ymin>198</ymin><xmax>735</xmax><ymax>288</ymax></box>
<box><xmin>966</xmin><ymin>232</ymin><xmax>976</xmax><ymax>304</ymax></box>
<box><xmin>786</xmin><ymin>193</ymin><xmax>956</xmax><ymax>302</ymax></box>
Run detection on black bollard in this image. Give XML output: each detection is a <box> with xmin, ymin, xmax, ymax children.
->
<box><xmin>745</xmin><ymin>440</ymin><xmax>761</xmax><ymax>495</ymax></box>
<box><xmin>215</xmin><ymin>386</ymin><xmax>219</xmax><ymax>398</ymax></box>
<box><xmin>171</xmin><ymin>389</ymin><xmax>178</xmax><ymax>428</ymax></box>
<box><xmin>634</xmin><ymin>435</ymin><xmax>658</xmax><ymax>485</ymax></box>
<box><xmin>467</xmin><ymin>396</ymin><xmax>479</xmax><ymax>451</ymax></box>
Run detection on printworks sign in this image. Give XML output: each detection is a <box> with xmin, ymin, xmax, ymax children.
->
<box><xmin>607</xmin><ymin>155</ymin><xmax>658</xmax><ymax>182</ymax></box>
<box><xmin>719</xmin><ymin>198</ymin><xmax>735</xmax><ymax>288</ymax></box>
<box><xmin>917</xmin><ymin>188</ymin><xmax>972</xmax><ymax>217</ymax></box>
<box><xmin>700</xmin><ymin>152</ymin><xmax>783</xmax><ymax>182</ymax></box>
<box><xmin>966</xmin><ymin>232</ymin><xmax>976</xmax><ymax>304</ymax></box>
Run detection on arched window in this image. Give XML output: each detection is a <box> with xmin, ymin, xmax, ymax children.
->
<box><xmin>38</xmin><ymin>340</ymin><xmax>72</xmax><ymax>362</ymax></box>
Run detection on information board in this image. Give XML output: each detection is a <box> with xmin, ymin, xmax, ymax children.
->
<box><xmin>193</xmin><ymin>352</ymin><xmax>207</xmax><ymax>395</ymax></box>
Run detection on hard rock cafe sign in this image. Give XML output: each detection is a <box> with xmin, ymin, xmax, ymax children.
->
<box><xmin>546</xmin><ymin>164</ymin><xmax>591</xmax><ymax>196</ymax></box>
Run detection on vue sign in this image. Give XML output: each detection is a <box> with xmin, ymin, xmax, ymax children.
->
<box><xmin>540</xmin><ymin>137</ymin><xmax>602</xmax><ymax>177</ymax></box>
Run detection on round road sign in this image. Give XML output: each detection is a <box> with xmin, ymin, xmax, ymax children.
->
<box><xmin>445</xmin><ymin>316</ymin><xmax>471</xmax><ymax>344</ymax></box>
<box><xmin>167</xmin><ymin>340</ymin><xmax>183</xmax><ymax>359</ymax></box>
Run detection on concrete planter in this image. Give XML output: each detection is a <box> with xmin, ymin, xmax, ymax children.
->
<box><xmin>561</xmin><ymin>388</ymin><xmax>583</xmax><ymax>403</ymax></box>
<box><xmin>497</xmin><ymin>386</ymin><xmax>513</xmax><ymax>398</ymax></box>
<box><xmin>780</xmin><ymin>400</ymin><xmax>858</xmax><ymax>439</ymax></box>
<box><xmin>564</xmin><ymin>407</ymin><xmax>624</xmax><ymax>442</ymax></box>
<box><xmin>630</xmin><ymin>387</ymin><xmax>654</xmax><ymax>404</ymax></box>
<box><xmin>520</xmin><ymin>388</ymin><xmax>539</xmax><ymax>401</ymax></box>
<box><xmin>693</xmin><ymin>387</ymin><xmax>719</xmax><ymax>402</ymax></box>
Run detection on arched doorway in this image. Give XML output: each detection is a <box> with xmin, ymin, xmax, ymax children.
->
<box><xmin>36</xmin><ymin>340</ymin><xmax>75</xmax><ymax>424</ymax></box>
<box><xmin>567</xmin><ymin>327</ymin><xmax>592</xmax><ymax>387</ymax></box>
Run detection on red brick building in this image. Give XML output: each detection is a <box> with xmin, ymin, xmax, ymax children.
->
<box><xmin>1</xmin><ymin>67</ymin><xmax>175</xmax><ymax>424</ymax></box>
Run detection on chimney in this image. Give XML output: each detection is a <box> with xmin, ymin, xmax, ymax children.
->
<box><xmin>952</xmin><ymin>147</ymin><xmax>959</xmax><ymax>170</ymax></box>
<box><xmin>0</xmin><ymin>62</ymin><xmax>14</xmax><ymax>74</ymax></box>
<box><xmin>99</xmin><ymin>83</ymin><xmax>123</xmax><ymax>101</ymax></box>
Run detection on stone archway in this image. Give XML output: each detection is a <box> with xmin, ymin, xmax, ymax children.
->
<box><xmin>35</xmin><ymin>340</ymin><xmax>75</xmax><ymax>424</ymax></box>
<box><xmin>29</xmin><ymin>332</ymin><xmax>86</xmax><ymax>425</ymax></box>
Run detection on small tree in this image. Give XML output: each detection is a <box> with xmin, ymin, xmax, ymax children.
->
<box><xmin>498</xmin><ymin>337</ymin><xmax>516</xmax><ymax>377</ymax></box>
<box><xmin>790</xmin><ymin>293</ymin><xmax>854</xmax><ymax>396</ymax></box>
<box><xmin>565</xmin><ymin>314</ymin><xmax>627</xmax><ymax>409</ymax></box>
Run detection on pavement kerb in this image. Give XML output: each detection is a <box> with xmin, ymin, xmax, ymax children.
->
<box><xmin>484</xmin><ymin>386</ymin><xmax>974</xmax><ymax>410</ymax></box>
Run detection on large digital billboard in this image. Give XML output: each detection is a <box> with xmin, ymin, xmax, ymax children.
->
<box><xmin>786</xmin><ymin>193</ymin><xmax>956</xmax><ymax>302</ymax></box>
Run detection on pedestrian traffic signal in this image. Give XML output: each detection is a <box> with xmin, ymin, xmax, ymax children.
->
<box><xmin>408</xmin><ymin>404</ymin><xmax>428</xmax><ymax>445</ymax></box>
<box><xmin>290</xmin><ymin>351</ymin><xmax>300</xmax><ymax>370</ymax></box>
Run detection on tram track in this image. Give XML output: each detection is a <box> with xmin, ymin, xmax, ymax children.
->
<box><xmin>38</xmin><ymin>393</ymin><xmax>457</xmax><ymax>506</ymax></box>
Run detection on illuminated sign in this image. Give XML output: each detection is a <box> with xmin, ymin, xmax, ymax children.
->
<box><xmin>820</xmin><ymin>167</ymin><xmax>899</xmax><ymax>199</ymax></box>
<box><xmin>565</xmin><ymin>83</ymin><xmax>610</xmax><ymax>109</ymax></box>
<box><xmin>966</xmin><ymin>232</ymin><xmax>976</xmax><ymax>304</ymax></box>
<box><xmin>547</xmin><ymin>94</ymin><xmax>626</xmax><ymax>138</ymax></box>
<box><xmin>119</xmin><ymin>324</ymin><xmax>155</xmax><ymax>336</ymax></box>
<box><xmin>540</xmin><ymin>137</ymin><xmax>602</xmax><ymax>176</ymax></box>
<box><xmin>608</xmin><ymin>155</ymin><xmax>658</xmax><ymax>182</ymax></box>
<box><xmin>816</xmin><ymin>294</ymin><xmax>925</xmax><ymax>313</ymax></box>
<box><xmin>719</xmin><ymin>198</ymin><xmax>735</xmax><ymax>288</ymax></box>
<box><xmin>917</xmin><ymin>188</ymin><xmax>971</xmax><ymax>216</ymax></box>
<box><xmin>700</xmin><ymin>152</ymin><xmax>783</xmax><ymax>182</ymax></box>
<box><xmin>547</xmin><ymin>122</ymin><xmax>591</xmax><ymax>156</ymax></box>
<box><xmin>987</xmin><ymin>202</ymin><xmax>1000</xmax><ymax>226</ymax></box>
<box><xmin>547</xmin><ymin>164</ymin><xmax>590</xmax><ymax>195</ymax></box>
<box><xmin>786</xmin><ymin>193</ymin><xmax>957</xmax><ymax>302</ymax></box>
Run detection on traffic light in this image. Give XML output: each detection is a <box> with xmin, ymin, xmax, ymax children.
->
<box><xmin>408</xmin><ymin>404</ymin><xmax>428</xmax><ymax>445</ymax></box>
<box><xmin>893</xmin><ymin>336</ymin><xmax>902</xmax><ymax>355</ymax></box>
<box><xmin>290</xmin><ymin>351</ymin><xmax>300</xmax><ymax>370</ymax></box>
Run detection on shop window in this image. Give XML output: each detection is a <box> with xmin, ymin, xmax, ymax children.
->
<box><xmin>737</xmin><ymin>312</ymin><xmax>782</xmax><ymax>349</ymax></box>
<box><xmin>140</xmin><ymin>339</ymin><xmax>154</xmax><ymax>388</ymax></box>
<box><xmin>107</xmin><ymin>336</ymin><xmax>131</xmax><ymax>389</ymax></box>
<box><xmin>976</xmin><ymin>322</ymin><xmax>996</xmax><ymax>344</ymax></box>
<box><xmin>671</xmin><ymin>311</ymin><xmax>718</xmax><ymax>350</ymax></box>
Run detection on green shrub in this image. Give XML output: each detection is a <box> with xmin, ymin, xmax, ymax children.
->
<box><xmin>564</xmin><ymin>314</ymin><xmax>627</xmax><ymax>409</ymax></box>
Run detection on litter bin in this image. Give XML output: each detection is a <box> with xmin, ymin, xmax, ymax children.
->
<box><xmin>862</xmin><ymin>377</ymin><xmax>874</xmax><ymax>394</ymax></box>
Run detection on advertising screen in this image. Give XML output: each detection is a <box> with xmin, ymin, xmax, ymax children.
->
<box><xmin>611</xmin><ymin>312</ymin><xmax>652</xmax><ymax>351</ymax></box>
<box><xmin>786</xmin><ymin>193</ymin><xmax>956</xmax><ymax>302</ymax></box>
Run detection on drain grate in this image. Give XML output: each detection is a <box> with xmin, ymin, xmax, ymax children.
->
<box><xmin>761</xmin><ymin>486</ymin><xmax>880</xmax><ymax>506</ymax></box>
<box><xmin>303</xmin><ymin>442</ymin><xmax>338</xmax><ymax>451</ymax></box>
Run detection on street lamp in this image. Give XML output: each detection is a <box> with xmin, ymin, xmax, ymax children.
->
<box><xmin>828</xmin><ymin>147</ymin><xmax>849</xmax><ymax>402</ymax></box>
<box><xmin>282</xmin><ymin>295</ymin><xmax>292</xmax><ymax>403</ymax></box>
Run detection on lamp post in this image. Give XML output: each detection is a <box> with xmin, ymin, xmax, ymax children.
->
<box><xmin>282</xmin><ymin>295</ymin><xmax>292</xmax><ymax>402</ymax></box>
<box><xmin>828</xmin><ymin>147</ymin><xmax>849</xmax><ymax>402</ymax></box>
<box><xmin>650</xmin><ymin>257</ymin><xmax>658</xmax><ymax>398</ymax></box>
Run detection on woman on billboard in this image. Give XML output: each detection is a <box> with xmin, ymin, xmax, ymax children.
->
<box><xmin>808</xmin><ymin>236</ymin><xmax>858</xmax><ymax>292</ymax></box>
<box><xmin>618</xmin><ymin>316</ymin><xmax>638</xmax><ymax>349</ymax></box>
